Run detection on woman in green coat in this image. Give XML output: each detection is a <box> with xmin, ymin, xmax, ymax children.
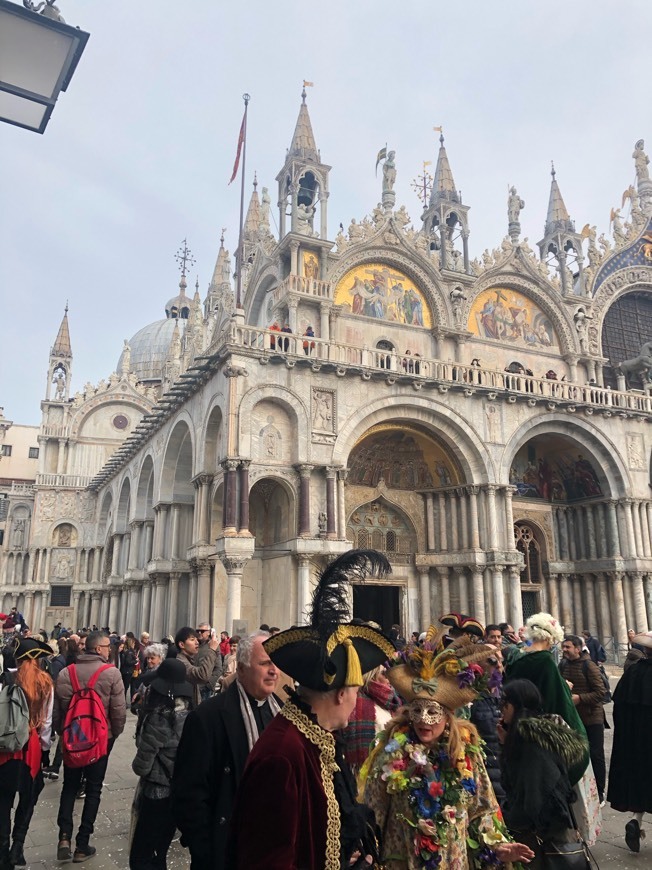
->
<box><xmin>505</xmin><ymin>611</ymin><xmax>589</xmax><ymax>785</ymax></box>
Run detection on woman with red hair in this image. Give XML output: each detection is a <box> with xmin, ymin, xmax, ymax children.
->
<box><xmin>0</xmin><ymin>637</ymin><xmax>53</xmax><ymax>869</ymax></box>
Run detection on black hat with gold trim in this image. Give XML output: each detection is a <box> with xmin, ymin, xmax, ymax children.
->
<box><xmin>264</xmin><ymin>549</ymin><xmax>396</xmax><ymax>691</ymax></box>
<box><xmin>13</xmin><ymin>637</ymin><xmax>52</xmax><ymax>662</ymax></box>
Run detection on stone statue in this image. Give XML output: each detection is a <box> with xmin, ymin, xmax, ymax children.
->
<box><xmin>296</xmin><ymin>203</ymin><xmax>315</xmax><ymax>236</ymax></box>
<box><xmin>633</xmin><ymin>139</ymin><xmax>650</xmax><ymax>184</ymax></box>
<box><xmin>614</xmin><ymin>340</ymin><xmax>652</xmax><ymax>387</ymax></box>
<box><xmin>574</xmin><ymin>307</ymin><xmax>591</xmax><ymax>354</ymax></box>
<box><xmin>508</xmin><ymin>186</ymin><xmax>525</xmax><ymax>223</ymax></box>
<box><xmin>53</xmin><ymin>366</ymin><xmax>66</xmax><ymax>400</ymax></box>
<box><xmin>450</xmin><ymin>286</ymin><xmax>467</xmax><ymax>327</ymax></box>
<box><xmin>120</xmin><ymin>339</ymin><xmax>131</xmax><ymax>376</ymax></box>
<box><xmin>371</xmin><ymin>203</ymin><xmax>385</xmax><ymax>227</ymax></box>
<box><xmin>12</xmin><ymin>519</ymin><xmax>25</xmax><ymax>550</ymax></box>
<box><xmin>611</xmin><ymin>207</ymin><xmax>627</xmax><ymax>248</ymax></box>
<box><xmin>348</xmin><ymin>218</ymin><xmax>364</xmax><ymax>242</ymax></box>
<box><xmin>394</xmin><ymin>205</ymin><xmax>411</xmax><ymax>229</ymax></box>
<box><xmin>318</xmin><ymin>511</ymin><xmax>328</xmax><ymax>535</ymax></box>
<box><xmin>382</xmin><ymin>151</ymin><xmax>396</xmax><ymax>192</ymax></box>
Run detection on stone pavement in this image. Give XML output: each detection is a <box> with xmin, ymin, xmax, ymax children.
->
<box><xmin>20</xmin><ymin>674</ymin><xmax>647</xmax><ymax>868</ymax></box>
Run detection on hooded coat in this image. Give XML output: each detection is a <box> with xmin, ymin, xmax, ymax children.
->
<box><xmin>607</xmin><ymin>656</ymin><xmax>652</xmax><ymax>813</ymax></box>
<box><xmin>501</xmin><ymin>715</ymin><xmax>587</xmax><ymax>841</ymax></box>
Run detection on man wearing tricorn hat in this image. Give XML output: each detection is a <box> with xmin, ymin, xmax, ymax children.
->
<box><xmin>229</xmin><ymin>550</ymin><xmax>396</xmax><ymax>869</ymax></box>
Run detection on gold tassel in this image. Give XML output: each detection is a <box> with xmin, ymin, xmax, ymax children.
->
<box><xmin>343</xmin><ymin>637</ymin><xmax>363</xmax><ymax>686</ymax></box>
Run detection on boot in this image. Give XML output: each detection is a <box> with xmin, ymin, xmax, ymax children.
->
<box><xmin>8</xmin><ymin>841</ymin><xmax>26</xmax><ymax>868</ymax></box>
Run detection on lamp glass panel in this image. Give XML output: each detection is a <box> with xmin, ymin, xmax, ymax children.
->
<box><xmin>0</xmin><ymin>89</ymin><xmax>47</xmax><ymax>129</ymax></box>
<box><xmin>0</xmin><ymin>12</ymin><xmax>76</xmax><ymax>99</ymax></box>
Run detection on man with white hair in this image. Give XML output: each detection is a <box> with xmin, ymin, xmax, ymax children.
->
<box><xmin>171</xmin><ymin>631</ymin><xmax>281</xmax><ymax>868</ymax></box>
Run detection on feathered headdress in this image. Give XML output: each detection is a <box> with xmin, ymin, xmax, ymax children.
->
<box><xmin>265</xmin><ymin>549</ymin><xmax>396</xmax><ymax>690</ymax></box>
<box><xmin>387</xmin><ymin>625</ymin><xmax>495</xmax><ymax>709</ymax></box>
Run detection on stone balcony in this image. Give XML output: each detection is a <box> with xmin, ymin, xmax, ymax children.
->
<box><xmin>271</xmin><ymin>274</ymin><xmax>333</xmax><ymax>307</ymax></box>
<box><xmin>36</xmin><ymin>473</ymin><xmax>93</xmax><ymax>488</ymax></box>
<box><xmin>228</xmin><ymin>324</ymin><xmax>652</xmax><ymax>418</ymax></box>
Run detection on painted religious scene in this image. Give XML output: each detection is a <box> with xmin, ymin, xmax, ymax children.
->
<box><xmin>334</xmin><ymin>263</ymin><xmax>432</xmax><ymax>328</ymax></box>
<box><xmin>510</xmin><ymin>436</ymin><xmax>603</xmax><ymax>502</ymax></box>
<box><xmin>347</xmin><ymin>424</ymin><xmax>458</xmax><ymax>490</ymax></box>
<box><xmin>468</xmin><ymin>287</ymin><xmax>558</xmax><ymax>349</ymax></box>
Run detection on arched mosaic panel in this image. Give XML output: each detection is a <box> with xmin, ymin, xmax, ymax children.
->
<box><xmin>468</xmin><ymin>287</ymin><xmax>558</xmax><ymax>350</ymax></box>
<box><xmin>334</xmin><ymin>263</ymin><xmax>432</xmax><ymax>328</ymax></box>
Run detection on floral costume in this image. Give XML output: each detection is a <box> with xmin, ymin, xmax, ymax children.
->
<box><xmin>363</xmin><ymin>724</ymin><xmax>510</xmax><ymax>869</ymax></box>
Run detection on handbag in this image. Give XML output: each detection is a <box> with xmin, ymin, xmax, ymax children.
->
<box><xmin>541</xmin><ymin>804</ymin><xmax>599</xmax><ymax>870</ymax></box>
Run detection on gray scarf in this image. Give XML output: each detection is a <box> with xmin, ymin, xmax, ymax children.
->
<box><xmin>236</xmin><ymin>680</ymin><xmax>281</xmax><ymax>751</ymax></box>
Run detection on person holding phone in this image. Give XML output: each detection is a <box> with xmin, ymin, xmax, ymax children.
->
<box><xmin>195</xmin><ymin>623</ymin><xmax>223</xmax><ymax>702</ymax></box>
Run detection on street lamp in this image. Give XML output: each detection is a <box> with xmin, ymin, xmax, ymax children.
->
<box><xmin>0</xmin><ymin>0</ymin><xmax>89</xmax><ymax>133</ymax></box>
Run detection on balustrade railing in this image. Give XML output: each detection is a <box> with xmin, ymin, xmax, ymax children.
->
<box><xmin>36</xmin><ymin>474</ymin><xmax>92</xmax><ymax>488</ymax></box>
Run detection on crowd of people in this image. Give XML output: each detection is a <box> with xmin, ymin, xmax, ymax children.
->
<box><xmin>0</xmin><ymin>553</ymin><xmax>651</xmax><ymax>868</ymax></box>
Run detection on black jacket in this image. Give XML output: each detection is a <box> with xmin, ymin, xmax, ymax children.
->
<box><xmin>608</xmin><ymin>657</ymin><xmax>652</xmax><ymax>813</ymax></box>
<box><xmin>501</xmin><ymin>715</ymin><xmax>586</xmax><ymax>840</ymax></box>
<box><xmin>470</xmin><ymin>693</ymin><xmax>505</xmax><ymax>804</ymax></box>
<box><xmin>171</xmin><ymin>681</ymin><xmax>280</xmax><ymax>868</ymax></box>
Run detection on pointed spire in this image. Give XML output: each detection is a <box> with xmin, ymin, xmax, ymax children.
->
<box><xmin>429</xmin><ymin>133</ymin><xmax>459</xmax><ymax>206</ymax></box>
<box><xmin>243</xmin><ymin>176</ymin><xmax>261</xmax><ymax>240</ymax></box>
<box><xmin>209</xmin><ymin>229</ymin><xmax>231</xmax><ymax>289</ymax></box>
<box><xmin>544</xmin><ymin>161</ymin><xmax>573</xmax><ymax>233</ymax></box>
<box><xmin>52</xmin><ymin>303</ymin><xmax>72</xmax><ymax>357</ymax></box>
<box><xmin>289</xmin><ymin>86</ymin><xmax>318</xmax><ymax>161</ymax></box>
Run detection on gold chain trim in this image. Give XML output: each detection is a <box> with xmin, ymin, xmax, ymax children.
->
<box><xmin>280</xmin><ymin>701</ymin><xmax>341</xmax><ymax>870</ymax></box>
<box><xmin>326</xmin><ymin>624</ymin><xmax>396</xmax><ymax>658</ymax></box>
<box><xmin>264</xmin><ymin>628</ymin><xmax>320</xmax><ymax>653</ymax></box>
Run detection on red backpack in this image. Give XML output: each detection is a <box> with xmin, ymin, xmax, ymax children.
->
<box><xmin>61</xmin><ymin>664</ymin><xmax>112</xmax><ymax>768</ymax></box>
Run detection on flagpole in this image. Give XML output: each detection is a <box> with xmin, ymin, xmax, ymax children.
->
<box><xmin>236</xmin><ymin>93</ymin><xmax>250</xmax><ymax>310</ymax></box>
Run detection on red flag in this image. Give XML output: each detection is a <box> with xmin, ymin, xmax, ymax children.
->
<box><xmin>228</xmin><ymin>110</ymin><xmax>246</xmax><ymax>185</ymax></box>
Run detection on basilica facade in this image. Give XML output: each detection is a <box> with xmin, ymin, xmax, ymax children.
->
<box><xmin>3</xmin><ymin>92</ymin><xmax>652</xmax><ymax>651</ymax></box>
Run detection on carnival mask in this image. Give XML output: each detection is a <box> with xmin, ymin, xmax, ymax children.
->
<box><xmin>409</xmin><ymin>698</ymin><xmax>445</xmax><ymax>725</ymax></box>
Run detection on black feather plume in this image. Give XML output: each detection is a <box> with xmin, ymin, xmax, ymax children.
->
<box><xmin>309</xmin><ymin>549</ymin><xmax>391</xmax><ymax>646</ymax></box>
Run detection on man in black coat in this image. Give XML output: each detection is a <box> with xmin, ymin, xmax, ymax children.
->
<box><xmin>171</xmin><ymin>631</ymin><xmax>282</xmax><ymax>868</ymax></box>
<box><xmin>607</xmin><ymin>631</ymin><xmax>652</xmax><ymax>853</ymax></box>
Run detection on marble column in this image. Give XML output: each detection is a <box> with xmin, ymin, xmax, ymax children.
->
<box><xmin>296</xmin><ymin>555</ymin><xmax>312</xmax><ymax>625</ymax></box>
<box><xmin>606</xmin><ymin>501</ymin><xmax>621</xmax><ymax>557</ymax></box>
<box><xmin>555</xmin><ymin>507</ymin><xmax>569</xmax><ymax>559</ymax></box>
<box><xmin>559</xmin><ymin>574</ymin><xmax>572</xmax><ymax>629</ymax></box>
<box><xmin>492</xmin><ymin>566</ymin><xmax>506</xmax><ymax>623</ymax></box>
<box><xmin>640</xmin><ymin>502</ymin><xmax>652</xmax><ymax>557</ymax></box>
<box><xmin>621</xmin><ymin>499</ymin><xmax>637</xmax><ymax>558</ymax></box>
<box><xmin>152</xmin><ymin>578</ymin><xmax>166</xmax><ymax>640</ymax></box>
<box><xmin>508</xmin><ymin>565</ymin><xmax>523</xmax><ymax>629</ymax></box>
<box><xmin>571</xmin><ymin>574</ymin><xmax>584</xmax><ymax>631</ymax></box>
<box><xmin>608</xmin><ymin>571</ymin><xmax>628</xmax><ymax>652</ymax></box>
<box><xmin>148</xmin><ymin>579</ymin><xmax>158</xmax><ymax>636</ymax></box>
<box><xmin>458</xmin><ymin>489</ymin><xmax>469</xmax><ymax>551</ymax></box>
<box><xmin>438</xmin><ymin>493</ymin><xmax>448</xmax><ymax>552</ymax></box>
<box><xmin>471</xmin><ymin>569</ymin><xmax>486</xmax><ymax>624</ymax></box>
<box><xmin>141</xmin><ymin>580</ymin><xmax>153</xmax><ymax>633</ymax></box>
<box><xmin>224</xmin><ymin>557</ymin><xmax>247</xmax><ymax>634</ymax></box>
<box><xmin>595</xmin><ymin>573</ymin><xmax>609</xmax><ymax>642</ymax></box>
<box><xmin>585</xmin><ymin>506</ymin><xmax>597</xmax><ymax>560</ymax></box>
<box><xmin>295</xmin><ymin>464</ymin><xmax>313</xmax><ymax>537</ymax></box>
<box><xmin>450</xmin><ymin>492</ymin><xmax>459</xmax><ymax>552</ymax></box>
<box><xmin>418</xmin><ymin>567</ymin><xmax>431</xmax><ymax>629</ymax></box>
<box><xmin>337</xmin><ymin>468</ymin><xmax>348</xmax><ymax>540</ymax></box>
<box><xmin>546</xmin><ymin>573</ymin><xmax>559</xmax><ymax>619</ymax></box>
<box><xmin>99</xmin><ymin>593</ymin><xmax>109</xmax><ymax>630</ymax></box>
<box><xmin>168</xmin><ymin>572</ymin><xmax>180</xmax><ymax>635</ymax></box>
<box><xmin>153</xmin><ymin>505</ymin><xmax>169</xmax><ymax>559</ymax></box>
<box><xmin>221</xmin><ymin>460</ymin><xmax>239</xmax><ymax>533</ymax></box>
<box><xmin>128</xmin><ymin>522</ymin><xmax>142</xmax><ymax>569</ymax></box>
<box><xmin>425</xmin><ymin>494</ymin><xmax>435</xmax><ymax>551</ymax></box>
<box><xmin>325</xmin><ymin>467</ymin><xmax>337</xmax><ymax>539</ymax></box>
<box><xmin>503</xmin><ymin>486</ymin><xmax>515</xmax><ymax>551</ymax></box>
<box><xmin>90</xmin><ymin>592</ymin><xmax>101</xmax><ymax>629</ymax></box>
<box><xmin>631</xmin><ymin>571</ymin><xmax>649</xmax><ymax>632</ymax></box>
<box><xmin>196</xmin><ymin>560</ymin><xmax>211</xmax><ymax>623</ymax></box>
<box><xmin>454</xmin><ymin>567</ymin><xmax>468</xmax><ymax>614</ymax></box>
<box><xmin>110</xmin><ymin>534</ymin><xmax>123</xmax><ymax>577</ymax></box>
<box><xmin>644</xmin><ymin>574</ymin><xmax>652</xmax><ymax>628</ymax></box>
<box><xmin>567</xmin><ymin>511</ymin><xmax>577</xmax><ymax>561</ymax></box>
<box><xmin>585</xmin><ymin>574</ymin><xmax>598</xmax><ymax>637</ymax></box>
<box><xmin>108</xmin><ymin>590</ymin><xmax>120</xmax><ymax>631</ymax></box>
<box><xmin>72</xmin><ymin>590</ymin><xmax>81</xmax><ymax>630</ymax></box>
<box><xmin>170</xmin><ymin>504</ymin><xmax>182</xmax><ymax>560</ymax></box>
<box><xmin>188</xmin><ymin>571</ymin><xmax>197</xmax><ymax>630</ymax></box>
<box><xmin>468</xmin><ymin>487</ymin><xmax>480</xmax><ymax>550</ymax></box>
<box><xmin>436</xmin><ymin>566</ymin><xmax>450</xmax><ymax>613</ymax></box>
<box><xmin>144</xmin><ymin>522</ymin><xmax>154</xmax><ymax>565</ymax></box>
<box><xmin>238</xmin><ymin>462</ymin><xmax>250</xmax><ymax>533</ymax></box>
<box><xmin>485</xmin><ymin>486</ymin><xmax>499</xmax><ymax>550</ymax></box>
<box><xmin>630</xmin><ymin>500</ymin><xmax>644</xmax><ymax>558</ymax></box>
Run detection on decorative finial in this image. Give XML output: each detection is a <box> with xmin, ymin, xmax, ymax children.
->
<box><xmin>434</xmin><ymin>125</ymin><xmax>444</xmax><ymax>146</ymax></box>
<box><xmin>253</xmin><ymin>171</ymin><xmax>258</xmax><ymax>190</ymax></box>
<box><xmin>195</xmin><ymin>275</ymin><xmax>200</xmax><ymax>293</ymax></box>
<box><xmin>551</xmin><ymin>160</ymin><xmax>556</xmax><ymax>179</ymax></box>
<box><xmin>64</xmin><ymin>300</ymin><xmax>69</xmax><ymax>314</ymax></box>
<box><xmin>411</xmin><ymin>161</ymin><xmax>433</xmax><ymax>208</ymax></box>
<box><xmin>174</xmin><ymin>238</ymin><xmax>196</xmax><ymax>279</ymax></box>
<box><xmin>220</xmin><ymin>227</ymin><xmax>226</xmax><ymax>247</ymax></box>
<box><xmin>302</xmin><ymin>80</ymin><xmax>314</xmax><ymax>103</ymax></box>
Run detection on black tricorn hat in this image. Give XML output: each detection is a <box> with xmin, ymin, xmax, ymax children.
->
<box><xmin>13</xmin><ymin>637</ymin><xmax>52</xmax><ymax>662</ymax></box>
<box><xmin>264</xmin><ymin>549</ymin><xmax>396</xmax><ymax>691</ymax></box>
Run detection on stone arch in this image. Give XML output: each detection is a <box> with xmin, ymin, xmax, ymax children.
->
<box><xmin>500</xmin><ymin>415</ymin><xmax>629</xmax><ymax>499</ymax></box>
<box><xmin>248</xmin><ymin>475</ymin><xmax>296</xmax><ymax>546</ymax></box>
<box><xmin>595</xmin><ymin>285</ymin><xmax>652</xmax><ymax>386</ymax></box>
<box><xmin>333</xmin><ymin>396</ymin><xmax>495</xmax><ymax>484</ymax></box>
<box><xmin>327</xmin><ymin>247</ymin><xmax>449</xmax><ymax>330</ymax></box>
<box><xmin>7</xmin><ymin>503</ymin><xmax>31</xmax><ymax>550</ymax></box>
<box><xmin>115</xmin><ymin>477</ymin><xmax>132</xmax><ymax>533</ymax></box>
<box><xmin>50</xmin><ymin>521</ymin><xmax>79</xmax><ymax>548</ymax></box>
<box><xmin>159</xmin><ymin>419</ymin><xmax>195</xmax><ymax>504</ymax></box>
<box><xmin>464</xmin><ymin>273</ymin><xmax>575</xmax><ymax>355</ymax></box>
<box><xmin>98</xmin><ymin>491</ymin><xmax>113</xmax><ymax>543</ymax></box>
<box><xmin>135</xmin><ymin>455</ymin><xmax>155</xmax><ymax>521</ymax></box>
<box><xmin>346</xmin><ymin>495</ymin><xmax>418</xmax><ymax>557</ymax></box>
<box><xmin>238</xmin><ymin>385</ymin><xmax>309</xmax><ymax>461</ymax></box>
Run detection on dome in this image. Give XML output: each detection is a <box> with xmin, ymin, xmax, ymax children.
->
<box><xmin>118</xmin><ymin>318</ymin><xmax>187</xmax><ymax>383</ymax></box>
<box><xmin>165</xmin><ymin>293</ymin><xmax>191</xmax><ymax>319</ymax></box>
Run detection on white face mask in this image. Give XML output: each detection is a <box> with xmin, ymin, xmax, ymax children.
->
<box><xmin>409</xmin><ymin>698</ymin><xmax>445</xmax><ymax>725</ymax></box>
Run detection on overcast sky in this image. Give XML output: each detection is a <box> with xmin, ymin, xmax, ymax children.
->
<box><xmin>2</xmin><ymin>0</ymin><xmax>650</xmax><ymax>424</ymax></box>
